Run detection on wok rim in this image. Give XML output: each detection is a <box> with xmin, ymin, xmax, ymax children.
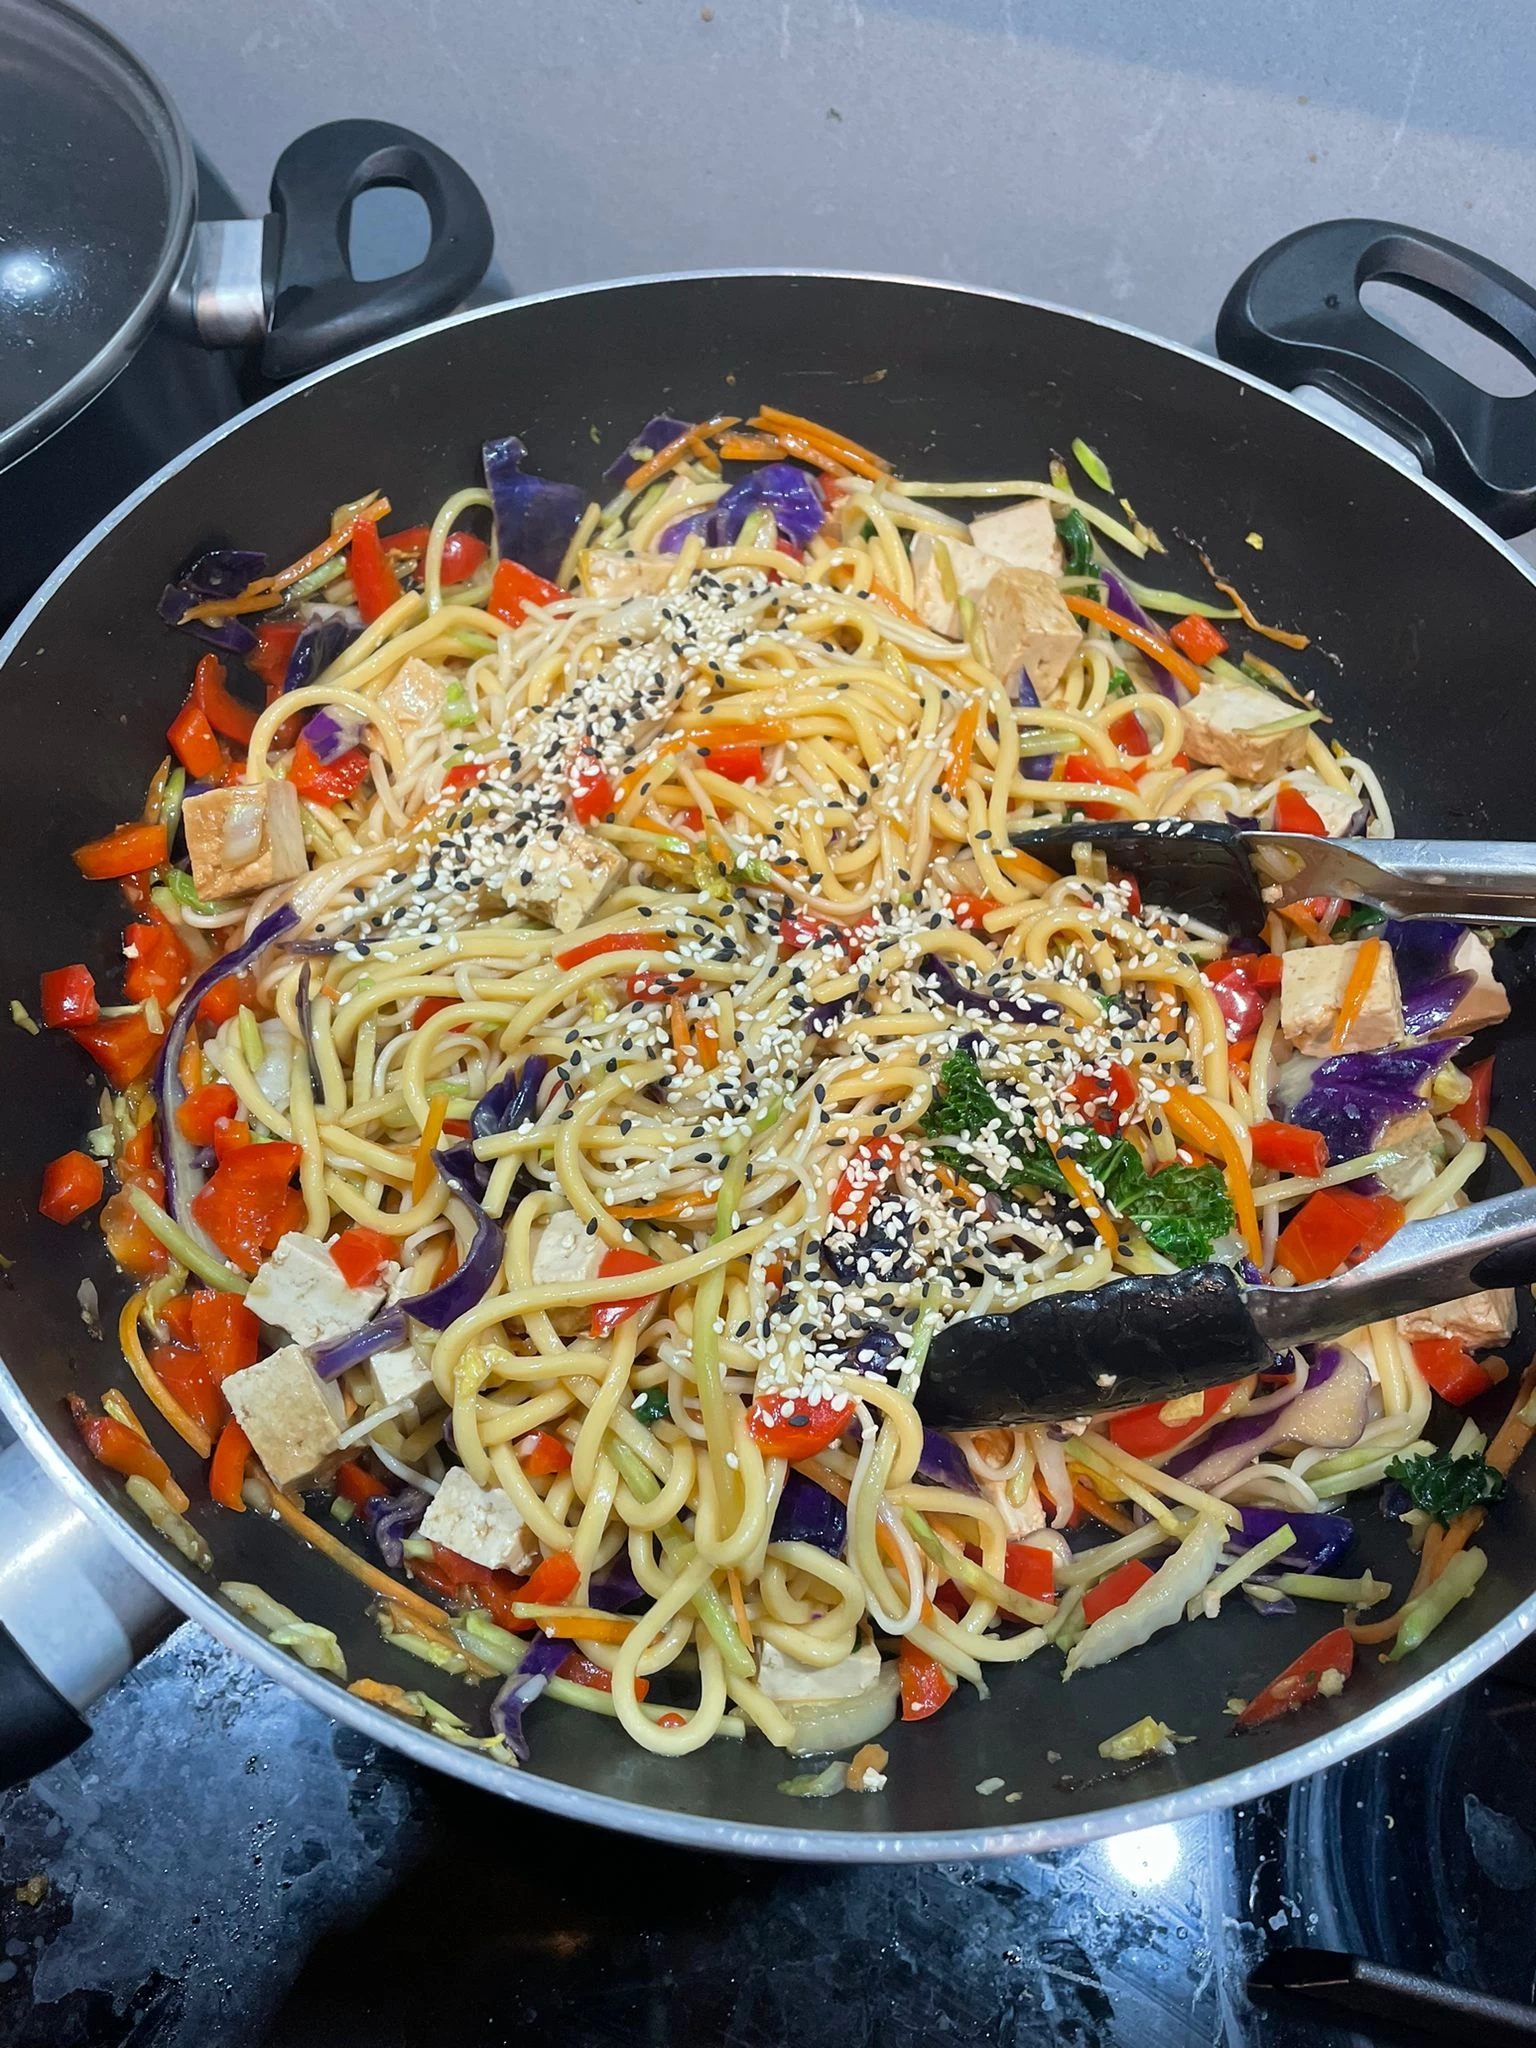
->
<box><xmin>5</xmin><ymin>264</ymin><xmax>1536</xmax><ymax>1862</ymax></box>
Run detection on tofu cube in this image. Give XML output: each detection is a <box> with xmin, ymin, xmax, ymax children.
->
<box><xmin>495</xmin><ymin>825</ymin><xmax>624</xmax><ymax>934</ymax></box>
<box><xmin>1265</xmin><ymin>768</ymin><xmax>1363</xmax><ymax>838</ymax></box>
<box><xmin>364</xmin><ymin>1340</ymin><xmax>436</xmax><ymax>1410</ymax></box>
<box><xmin>1443</xmin><ymin>930</ymin><xmax>1510</xmax><ymax>1036</ymax></box>
<box><xmin>755</xmin><ymin>1638</ymin><xmax>884</xmax><ymax>1703</ymax></box>
<box><xmin>1180</xmin><ymin>683</ymin><xmax>1309</xmax><ymax>784</ymax></box>
<box><xmin>1399</xmin><ymin>1288</ymin><xmax>1517</xmax><ymax>1350</ymax></box>
<box><xmin>376</xmin><ymin>656</ymin><xmax>447</xmax><ymax>742</ymax></box>
<box><xmin>1374</xmin><ymin>1107</ymin><xmax>1446</xmax><ymax>1200</ymax></box>
<box><xmin>969</xmin><ymin>497</ymin><xmax>1064</xmax><ymax>576</ymax></box>
<box><xmin>245</xmin><ymin>1232</ymin><xmax>387</xmax><ymax>1349</ymax></box>
<box><xmin>183</xmin><ymin>780</ymin><xmax>308</xmax><ymax>901</ymax></box>
<box><xmin>1280</xmin><ymin>940</ymin><xmax>1404</xmax><ymax>1057</ymax></box>
<box><xmin>531</xmin><ymin>1209</ymin><xmax>604</xmax><ymax>1287</ymax></box>
<box><xmin>418</xmin><ymin>1465</ymin><xmax>540</xmax><ymax>1574</ymax></box>
<box><xmin>909</xmin><ymin>532</ymin><xmax>1002</xmax><ymax>638</ymax></box>
<box><xmin>224</xmin><ymin>1344</ymin><xmax>345</xmax><ymax>1489</ymax></box>
<box><xmin>581</xmin><ymin>550</ymin><xmax>673</xmax><ymax>601</ymax></box>
<box><xmin>977</xmin><ymin>568</ymin><xmax>1082</xmax><ymax>699</ymax></box>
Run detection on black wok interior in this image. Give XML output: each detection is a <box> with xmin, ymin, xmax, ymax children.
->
<box><xmin>3</xmin><ymin>274</ymin><xmax>1533</xmax><ymax>1843</ymax></box>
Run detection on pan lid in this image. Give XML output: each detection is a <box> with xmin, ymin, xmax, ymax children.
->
<box><xmin>0</xmin><ymin>0</ymin><xmax>196</xmax><ymax>469</ymax></box>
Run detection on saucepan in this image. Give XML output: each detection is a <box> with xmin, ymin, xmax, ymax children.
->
<box><xmin>3</xmin><ymin>226</ymin><xmax>1535</xmax><ymax>1857</ymax></box>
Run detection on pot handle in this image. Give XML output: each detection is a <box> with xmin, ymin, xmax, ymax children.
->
<box><xmin>1215</xmin><ymin>219</ymin><xmax>1536</xmax><ymax>536</ymax></box>
<box><xmin>167</xmin><ymin>120</ymin><xmax>494</xmax><ymax>381</ymax></box>
<box><xmin>0</xmin><ymin>1439</ymin><xmax>174</xmax><ymax>1790</ymax></box>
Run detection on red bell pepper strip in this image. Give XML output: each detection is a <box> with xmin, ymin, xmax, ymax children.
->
<box><xmin>190</xmin><ymin>1140</ymin><xmax>305</xmax><ymax>1274</ymax></box>
<box><xmin>626</xmin><ymin>966</ymin><xmax>700</xmax><ymax>1002</ymax></box>
<box><xmin>1275</xmin><ymin>1186</ymin><xmax>1404</xmax><ymax>1285</ymax></box>
<box><xmin>441</xmin><ymin>759</ymin><xmax>496</xmax><ymax>797</ymax></box>
<box><xmin>1167</xmin><ymin>614</ymin><xmax>1229</xmax><ymax>664</ymax></box>
<box><xmin>39</xmin><ymin>1151</ymin><xmax>104</xmax><ymax>1223</ymax></box>
<box><xmin>245</xmin><ymin>622</ymin><xmax>303</xmax><ymax>693</ymax></box>
<box><xmin>947</xmin><ymin>893</ymin><xmax>1000</xmax><ymax>932</ymax></box>
<box><xmin>99</xmin><ymin>1188</ymin><xmax>169</xmax><ymax>1278</ymax></box>
<box><xmin>1062</xmin><ymin>750</ymin><xmax>1140</xmax><ymax>819</ymax></box>
<box><xmin>898</xmin><ymin>1640</ymin><xmax>955</xmax><ymax>1720</ymax></box>
<box><xmin>151</xmin><ymin>1340</ymin><xmax>226</xmax><ymax>1440</ymax></box>
<box><xmin>69</xmin><ymin>1010</ymin><xmax>164</xmax><ymax>1088</ymax></box>
<box><xmin>1411</xmin><ymin>1337</ymin><xmax>1500</xmax><ymax>1407</ymax></box>
<box><xmin>745</xmin><ymin>1393</ymin><xmax>849</xmax><ymax>1460</ymax></box>
<box><xmin>1248</xmin><ymin>952</ymin><xmax>1285</xmax><ymax>991</ymax></box>
<box><xmin>1003</xmin><ymin>1542</ymin><xmax>1057</xmax><ymax>1603</ymax></box>
<box><xmin>167</xmin><ymin>699</ymin><xmax>224</xmax><ymax>779</ymax></box>
<box><xmin>590</xmin><ymin>1245</ymin><xmax>663</xmax><ymax>1339</ymax></box>
<box><xmin>1066</xmin><ymin>1062</ymin><xmax>1136</xmax><ymax>1137</ymax></box>
<box><xmin>39</xmin><ymin>964</ymin><xmax>99</xmax><ymax>1029</ymax></box>
<box><xmin>1248</xmin><ymin>1121</ymin><xmax>1328</xmax><ymax>1177</ymax></box>
<box><xmin>336</xmin><ymin>1459</ymin><xmax>390</xmax><ymax>1505</ymax></box>
<box><xmin>124</xmin><ymin>919</ymin><xmax>190</xmax><ymax>1008</ymax></box>
<box><xmin>330</xmin><ymin>1226</ymin><xmax>397</xmax><ymax>1289</ymax></box>
<box><xmin>73</xmin><ymin>820</ymin><xmax>168</xmax><ymax>881</ymax></box>
<box><xmin>1273</xmin><ymin>784</ymin><xmax>1328</xmax><ymax>836</ymax></box>
<box><xmin>554</xmin><ymin>931</ymin><xmax>665</xmax><ymax>971</ymax></box>
<box><xmin>348</xmin><ymin>511</ymin><xmax>403</xmax><ymax>624</ymax></box>
<box><xmin>1108</xmin><ymin>1383</ymin><xmax>1236</xmax><ymax>1461</ymax></box>
<box><xmin>411</xmin><ymin>997</ymin><xmax>455</xmax><ymax>1028</ymax></box>
<box><xmin>192</xmin><ymin>653</ymin><xmax>259</xmax><ymax>745</ymax></box>
<box><xmin>212</xmin><ymin>1118</ymin><xmax>253</xmax><ymax>1165</ymax></box>
<box><xmin>1201</xmin><ymin>957</ymin><xmax>1270</xmax><ymax>1040</ymax></box>
<box><xmin>521</xmin><ymin>1552</ymin><xmax>581</xmax><ymax>1606</ymax></box>
<box><xmin>698</xmin><ymin>742</ymin><xmax>766</xmax><ymax>784</ymax></box>
<box><xmin>175</xmin><ymin>1081</ymin><xmax>239</xmax><ymax>1144</ymax></box>
<box><xmin>289</xmin><ymin>735</ymin><xmax>370</xmax><ymax>804</ymax></box>
<box><xmin>1108</xmin><ymin>709</ymin><xmax>1152</xmax><ymax>758</ymax></box>
<box><xmin>1451</xmin><ymin>1056</ymin><xmax>1494</xmax><ymax>1140</ymax></box>
<box><xmin>409</xmin><ymin>1547</ymin><xmax>528</xmax><ymax>1631</ymax></box>
<box><xmin>68</xmin><ymin>1395</ymin><xmax>174</xmax><ymax>1492</ymax></box>
<box><xmin>1236</xmin><ymin>1626</ymin><xmax>1354</xmax><ymax>1728</ymax></box>
<box><xmin>487</xmin><ymin>557</ymin><xmax>566</xmax><ymax>625</ymax></box>
<box><xmin>1081</xmin><ymin>1557</ymin><xmax>1154</xmax><ymax>1626</ymax></box>
<box><xmin>568</xmin><ymin>745</ymin><xmax>615</xmax><ymax>825</ymax></box>
<box><xmin>385</xmin><ymin>528</ymin><xmax>489</xmax><ymax>584</ymax></box>
<box><xmin>829</xmin><ymin>1136</ymin><xmax>902</xmax><ymax>1232</ymax></box>
<box><xmin>186</xmin><ymin>1291</ymin><xmax>260</xmax><ymax>1378</ymax></box>
<box><xmin>521</xmin><ymin>1431</ymin><xmax>573</xmax><ymax>1477</ymax></box>
<box><xmin>778</xmin><ymin>911</ymin><xmax>846</xmax><ymax>957</ymax></box>
<box><xmin>208</xmin><ymin>1419</ymin><xmax>251</xmax><ymax>1511</ymax></box>
<box><xmin>558</xmin><ymin>1651</ymin><xmax>647</xmax><ymax>1700</ymax></box>
<box><xmin>197</xmin><ymin>969</ymin><xmax>252</xmax><ymax>1028</ymax></box>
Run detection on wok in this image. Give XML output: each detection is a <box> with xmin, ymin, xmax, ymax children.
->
<box><xmin>4</xmin><ymin>230</ymin><xmax>1536</xmax><ymax>1859</ymax></box>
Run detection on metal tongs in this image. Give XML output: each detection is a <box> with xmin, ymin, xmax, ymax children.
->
<box><xmin>920</xmin><ymin>1186</ymin><xmax>1536</xmax><ymax>1428</ymax></box>
<box><xmin>1013</xmin><ymin>819</ymin><xmax>1536</xmax><ymax>937</ymax></box>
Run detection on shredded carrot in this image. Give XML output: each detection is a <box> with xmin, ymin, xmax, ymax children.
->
<box><xmin>942</xmin><ymin>701</ymin><xmax>980</xmax><ymax>801</ymax></box>
<box><xmin>1072</xmin><ymin>1480</ymin><xmax>1133</xmax><ymax>1534</ymax></box>
<box><xmin>102</xmin><ymin>1387</ymin><xmax>191</xmax><ymax>1512</ymax></box>
<box><xmin>753</xmin><ymin>407</ymin><xmax>889</xmax><ymax>480</ymax></box>
<box><xmin>605</xmin><ymin>1193</ymin><xmax>705</xmax><ymax>1221</ymax></box>
<box><xmin>118</xmin><ymin>1290</ymin><xmax>213</xmax><ymax>1458</ymax></box>
<box><xmin>1051</xmin><ymin>1146</ymin><xmax>1121</xmax><ymax>1253</ymax></box>
<box><xmin>624</xmin><ymin>415</ymin><xmax>739</xmax><ymax>494</ymax></box>
<box><xmin>1330</xmin><ymin>937</ymin><xmax>1385</xmax><ymax>1052</ymax></box>
<box><xmin>995</xmin><ymin>846</ymin><xmax>1064</xmax><ymax>888</ymax></box>
<box><xmin>932</xmin><ymin>1161</ymin><xmax>985</xmax><ymax>1209</ymax></box>
<box><xmin>1063</xmin><ymin>593</ymin><xmax>1206</xmax><ymax>695</ymax></box>
<box><xmin>259</xmin><ymin>1478</ymin><xmax>486</xmax><ymax>1643</ymax></box>
<box><xmin>1166</xmin><ymin>1085</ymin><xmax>1262</xmax><ymax>1262</ymax></box>
<box><xmin>179</xmin><ymin>498</ymin><xmax>391</xmax><ymax>620</ymax></box>
<box><xmin>412</xmin><ymin>1094</ymin><xmax>449</xmax><ymax>1203</ymax></box>
<box><xmin>1278</xmin><ymin>901</ymin><xmax>1332</xmax><ymax>943</ymax></box>
<box><xmin>612</xmin><ymin>742</ymin><xmax>686</xmax><ymax>815</ymax></box>
<box><xmin>521</xmin><ymin>1611</ymin><xmax>634</xmax><ymax>1644</ymax></box>
<box><xmin>668</xmin><ymin>996</ymin><xmax>692</xmax><ymax>1059</ymax></box>
<box><xmin>677</xmin><ymin>719</ymin><xmax>791</xmax><ymax>748</ymax></box>
<box><xmin>349</xmin><ymin>1679</ymin><xmax>423</xmax><ymax>1714</ymax></box>
<box><xmin>1487</xmin><ymin>1124</ymin><xmax>1536</xmax><ymax>1188</ymax></box>
<box><xmin>1486</xmin><ymin>1357</ymin><xmax>1536</xmax><ymax>1477</ymax></box>
<box><xmin>718</xmin><ymin>431</ymin><xmax>786</xmax><ymax>462</ymax></box>
<box><xmin>693</xmin><ymin>1014</ymin><xmax>720</xmax><ymax>1070</ymax></box>
<box><xmin>726</xmin><ymin>1567</ymin><xmax>755</xmax><ymax>1652</ymax></box>
<box><xmin>868</xmin><ymin>581</ymin><xmax>929</xmax><ymax>630</ymax></box>
<box><xmin>1199</xmin><ymin>556</ymin><xmax>1309</xmax><ymax>649</ymax></box>
<box><xmin>208</xmin><ymin>1418</ymin><xmax>250</xmax><ymax>1512</ymax></box>
<box><xmin>758</xmin><ymin>426</ymin><xmax>845</xmax><ymax>476</ymax></box>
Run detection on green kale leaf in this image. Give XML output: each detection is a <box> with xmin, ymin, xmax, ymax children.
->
<box><xmin>1385</xmin><ymin>1449</ymin><xmax>1506</xmax><ymax>1524</ymax></box>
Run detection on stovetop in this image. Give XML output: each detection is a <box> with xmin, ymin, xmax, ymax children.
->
<box><xmin>0</xmin><ymin>1629</ymin><xmax>1532</xmax><ymax>2047</ymax></box>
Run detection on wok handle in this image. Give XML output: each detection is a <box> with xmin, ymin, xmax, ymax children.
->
<box><xmin>166</xmin><ymin>120</ymin><xmax>494</xmax><ymax>380</ymax></box>
<box><xmin>1215</xmin><ymin>220</ymin><xmax>1536</xmax><ymax>537</ymax></box>
<box><xmin>0</xmin><ymin>1440</ymin><xmax>173</xmax><ymax>1791</ymax></box>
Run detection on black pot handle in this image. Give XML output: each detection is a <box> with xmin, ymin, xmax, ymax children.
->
<box><xmin>1215</xmin><ymin>219</ymin><xmax>1536</xmax><ymax>536</ymax></box>
<box><xmin>261</xmin><ymin>119</ymin><xmax>494</xmax><ymax>381</ymax></box>
<box><xmin>0</xmin><ymin>1619</ymin><xmax>88</xmax><ymax>1790</ymax></box>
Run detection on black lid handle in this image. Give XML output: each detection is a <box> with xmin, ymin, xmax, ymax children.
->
<box><xmin>0</xmin><ymin>1618</ymin><xmax>88</xmax><ymax>1790</ymax></box>
<box><xmin>1215</xmin><ymin>219</ymin><xmax>1536</xmax><ymax>536</ymax></box>
<box><xmin>262</xmin><ymin>119</ymin><xmax>494</xmax><ymax>381</ymax></box>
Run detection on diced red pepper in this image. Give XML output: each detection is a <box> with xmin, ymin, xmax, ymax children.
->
<box><xmin>567</xmin><ymin>744</ymin><xmax>614</xmax><ymax>825</ymax></box>
<box><xmin>1062</xmin><ymin>750</ymin><xmax>1140</xmax><ymax>818</ymax></box>
<box><xmin>209</xmin><ymin>1419</ymin><xmax>251</xmax><ymax>1511</ymax></box>
<box><xmin>1237</xmin><ymin>1626</ymin><xmax>1354</xmax><ymax>1728</ymax></box>
<box><xmin>1081</xmin><ymin>1558</ymin><xmax>1154</xmax><ymax>1626</ymax></box>
<box><xmin>197</xmin><ymin>970</ymin><xmax>252</xmax><ymax>1029</ymax></box>
<box><xmin>1249</xmin><ymin>1121</ymin><xmax>1328</xmax><ymax>1177</ymax></box>
<box><xmin>289</xmin><ymin>736</ymin><xmax>370</xmax><ymax>805</ymax></box>
<box><xmin>123</xmin><ymin>919</ymin><xmax>189</xmax><ymax>1008</ymax></box>
<box><xmin>69</xmin><ymin>1010</ymin><xmax>164</xmax><ymax>1089</ymax></box>
<box><xmin>1066</xmin><ymin>1062</ymin><xmax>1136</xmax><ymax>1137</ymax></box>
<box><xmin>1167</xmin><ymin>614</ymin><xmax>1229</xmax><ymax>664</ymax></box>
<box><xmin>745</xmin><ymin>1393</ymin><xmax>848</xmax><ymax>1460</ymax></box>
<box><xmin>778</xmin><ymin>911</ymin><xmax>845</xmax><ymax>957</ymax></box>
<box><xmin>1411</xmin><ymin>1336</ymin><xmax>1499</xmax><ymax>1407</ymax></box>
<box><xmin>73</xmin><ymin>820</ymin><xmax>168</xmax><ymax>882</ymax></box>
<box><xmin>167</xmin><ymin>698</ymin><xmax>224</xmax><ymax>779</ymax></box>
<box><xmin>626</xmin><ymin>966</ymin><xmax>700</xmax><ymax>1002</ymax></box>
<box><xmin>487</xmin><ymin>557</ymin><xmax>566</xmax><ymax>625</ymax></box>
<box><xmin>698</xmin><ymin>742</ymin><xmax>765</xmax><ymax>784</ymax></box>
<box><xmin>39</xmin><ymin>964</ymin><xmax>99</xmax><ymax>1029</ymax></box>
<box><xmin>521</xmin><ymin>1431</ymin><xmax>573</xmax><ymax>1477</ymax></box>
<box><xmin>336</xmin><ymin>1459</ymin><xmax>390</xmax><ymax>1505</ymax></box>
<box><xmin>98</xmin><ymin>1187</ymin><xmax>167</xmax><ymax>1278</ymax></box>
<box><xmin>380</xmin><ymin>528</ymin><xmax>488</xmax><ymax>585</ymax></box>
<box><xmin>190</xmin><ymin>1140</ymin><xmax>305</xmax><ymax>1274</ymax></box>
<box><xmin>68</xmin><ymin>1396</ymin><xmax>173</xmax><ymax>1492</ymax></box>
<box><xmin>1275</xmin><ymin>1186</ymin><xmax>1404</xmax><ymax>1285</ymax></box>
<box><xmin>1249</xmin><ymin>952</ymin><xmax>1285</xmax><ymax>991</ymax></box>
<box><xmin>409</xmin><ymin>1547</ymin><xmax>527</xmax><ymax>1631</ymax></box>
<box><xmin>590</xmin><ymin>1245</ymin><xmax>662</xmax><ymax>1339</ymax></box>
<box><xmin>521</xmin><ymin>1552</ymin><xmax>581</xmax><ymax>1606</ymax></box>
<box><xmin>184</xmin><ymin>1291</ymin><xmax>260</xmax><ymax>1378</ymax></box>
<box><xmin>441</xmin><ymin>760</ymin><xmax>495</xmax><ymax>797</ymax></box>
<box><xmin>175</xmin><ymin>1081</ymin><xmax>239</xmax><ymax>1145</ymax></box>
<box><xmin>829</xmin><ymin>1135</ymin><xmax>902</xmax><ymax>1232</ymax></box>
<box><xmin>1108</xmin><ymin>1383</ymin><xmax>1236</xmax><ymax>1460</ymax></box>
<box><xmin>1451</xmin><ymin>1055</ymin><xmax>1494</xmax><ymax>1140</ymax></box>
<box><xmin>898</xmin><ymin>1640</ymin><xmax>955</xmax><ymax>1721</ymax></box>
<box><xmin>245</xmin><ymin>622</ymin><xmax>303</xmax><ymax>693</ymax></box>
<box><xmin>39</xmin><ymin>1150</ymin><xmax>104</xmax><ymax>1223</ymax></box>
<box><xmin>1273</xmin><ymin>784</ymin><xmax>1328</xmax><ymax>836</ymax></box>
<box><xmin>330</xmin><ymin>1225</ymin><xmax>397</xmax><ymax>1289</ymax></box>
<box><xmin>1108</xmin><ymin>710</ymin><xmax>1152</xmax><ymax>758</ymax></box>
<box><xmin>947</xmin><ymin>893</ymin><xmax>1000</xmax><ymax>932</ymax></box>
<box><xmin>412</xmin><ymin>997</ymin><xmax>454</xmax><ymax>1028</ymax></box>
<box><xmin>348</xmin><ymin>512</ymin><xmax>403</xmax><ymax>623</ymax></box>
<box><xmin>212</xmin><ymin>1117</ymin><xmax>253</xmax><ymax>1165</ymax></box>
<box><xmin>151</xmin><ymin>1339</ymin><xmax>225</xmax><ymax>1439</ymax></box>
<box><xmin>192</xmin><ymin>653</ymin><xmax>259</xmax><ymax>745</ymax></box>
<box><xmin>558</xmin><ymin>1652</ymin><xmax>647</xmax><ymax>1699</ymax></box>
<box><xmin>1201</xmin><ymin>957</ymin><xmax>1270</xmax><ymax>1041</ymax></box>
<box><xmin>1003</xmin><ymin>1542</ymin><xmax>1056</xmax><ymax>1603</ymax></box>
<box><xmin>555</xmin><ymin>931</ymin><xmax>664</xmax><ymax>971</ymax></box>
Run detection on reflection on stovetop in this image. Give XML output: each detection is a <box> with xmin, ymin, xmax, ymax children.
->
<box><xmin>0</xmin><ymin>1628</ymin><xmax>1532</xmax><ymax>2048</ymax></box>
